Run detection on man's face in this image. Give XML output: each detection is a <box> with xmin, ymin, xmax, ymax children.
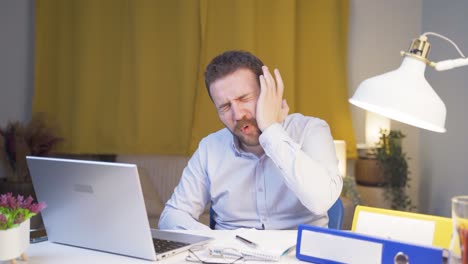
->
<box><xmin>209</xmin><ymin>68</ymin><xmax>261</xmax><ymax>148</ymax></box>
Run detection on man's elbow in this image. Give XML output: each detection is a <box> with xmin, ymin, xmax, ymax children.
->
<box><xmin>307</xmin><ymin>202</ymin><xmax>331</xmax><ymax>215</ymax></box>
<box><xmin>303</xmin><ymin>186</ymin><xmax>342</xmax><ymax>214</ymax></box>
<box><xmin>158</xmin><ymin>207</ymin><xmax>171</xmax><ymax>229</ymax></box>
<box><xmin>158</xmin><ymin>205</ymin><xmax>182</xmax><ymax>230</ymax></box>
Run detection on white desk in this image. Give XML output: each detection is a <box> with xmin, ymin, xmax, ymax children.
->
<box><xmin>2</xmin><ymin>230</ymin><xmax>306</xmax><ymax>264</ymax></box>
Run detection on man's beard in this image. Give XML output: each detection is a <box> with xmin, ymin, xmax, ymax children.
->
<box><xmin>233</xmin><ymin>117</ymin><xmax>261</xmax><ymax>147</ymax></box>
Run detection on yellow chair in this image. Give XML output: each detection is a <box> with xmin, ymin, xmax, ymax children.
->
<box><xmin>351</xmin><ymin>205</ymin><xmax>452</xmax><ymax>249</ymax></box>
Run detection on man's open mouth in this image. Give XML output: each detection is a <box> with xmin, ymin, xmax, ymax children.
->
<box><xmin>240</xmin><ymin>124</ymin><xmax>250</xmax><ymax>134</ymax></box>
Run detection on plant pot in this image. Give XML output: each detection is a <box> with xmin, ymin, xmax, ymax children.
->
<box><xmin>0</xmin><ymin>219</ymin><xmax>30</xmax><ymax>262</ymax></box>
<box><xmin>355</xmin><ymin>157</ymin><xmax>385</xmax><ymax>186</ymax></box>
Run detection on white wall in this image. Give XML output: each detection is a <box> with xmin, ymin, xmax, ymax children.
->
<box><xmin>0</xmin><ymin>0</ymin><xmax>34</xmax><ymax>178</ymax></box>
<box><xmin>419</xmin><ymin>0</ymin><xmax>468</xmax><ymax>217</ymax></box>
<box><xmin>348</xmin><ymin>0</ymin><xmax>422</xmax><ymax>209</ymax></box>
<box><xmin>0</xmin><ymin>0</ymin><xmax>34</xmax><ymax>125</ymax></box>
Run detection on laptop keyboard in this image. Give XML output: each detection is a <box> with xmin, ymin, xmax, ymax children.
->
<box><xmin>153</xmin><ymin>238</ymin><xmax>190</xmax><ymax>253</ymax></box>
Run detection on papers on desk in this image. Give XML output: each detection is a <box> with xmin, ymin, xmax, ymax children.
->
<box><xmin>201</xmin><ymin>229</ymin><xmax>296</xmax><ymax>262</ymax></box>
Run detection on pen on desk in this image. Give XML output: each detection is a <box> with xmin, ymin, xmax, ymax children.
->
<box><xmin>235</xmin><ymin>235</ymin><xmax>258</xmax><ymax>248</ymax></box>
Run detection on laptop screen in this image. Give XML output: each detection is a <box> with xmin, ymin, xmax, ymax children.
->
<box><xmin>27</xmin><ymin>156</ymin><xmax>157</xmax><ymax>260</ymax></box>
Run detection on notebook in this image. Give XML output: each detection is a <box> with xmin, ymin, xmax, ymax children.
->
<box><xmin>26</xmin><ymin>156</ymin><xmax>213</xmax><ymax>261</ymax></box>
<box><xmin>188</xmin><ymin>229</ymin><xmax>296</xmax><ymax>262</ymax></box>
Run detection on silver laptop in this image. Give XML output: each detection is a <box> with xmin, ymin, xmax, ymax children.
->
<box><xmin>26</xmin><ymin>156</ymin><xmax>213</xmax><ymax>261</ymax></box>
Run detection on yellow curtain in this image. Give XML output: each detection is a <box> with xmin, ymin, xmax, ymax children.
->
<box><xmin>34</xmin><ymin>0</ymin><xmax>356</xmax><ymax>158</ymax></box>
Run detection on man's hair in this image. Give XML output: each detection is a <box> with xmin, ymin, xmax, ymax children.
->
<box><xmin>204</xmin><ymin>50</ymin><xmax>264</xmax><ymax>100</ymax></box>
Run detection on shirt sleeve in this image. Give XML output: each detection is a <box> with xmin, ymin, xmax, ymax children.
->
<box><xmin>158</xmin><ymin>147</ymin><xmax>212</xmax><ymax>230</ymax></box>
<box><xmin>258</xmin><ymin>120</ymin><xmax>343</xmax><ymax>214</ymax></box>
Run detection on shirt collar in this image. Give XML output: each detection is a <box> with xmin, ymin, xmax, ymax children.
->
<box><xmin>231</xmin><ymin>135</ymin><xmax>243</xmax><ymax>157</ymax></box>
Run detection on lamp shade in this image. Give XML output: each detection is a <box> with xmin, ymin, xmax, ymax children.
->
<box><xmin>349</xmin><ymin>56</ymin><xmax>447</xmax><ymax>133</ymax></box>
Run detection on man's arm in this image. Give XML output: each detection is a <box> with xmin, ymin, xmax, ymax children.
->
<box><xmin>255</xmin><ymin>66</ymin><xmax>341</xmax><ymax>214</ymax></box>
<box><xmin>259</xmin><ymin>119</ymin><xmax>342</xmax><ymax>214</ymax></box>
<box><xmin>158</xmin><ymin>148</ymin><xmax>211</xmax><ymax>230</ymax></box>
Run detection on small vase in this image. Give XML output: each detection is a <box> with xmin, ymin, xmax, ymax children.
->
<box><xmin>0</xmin><ymin>219</ymin><xmax>30</xmax><ymax>263</ymax></box>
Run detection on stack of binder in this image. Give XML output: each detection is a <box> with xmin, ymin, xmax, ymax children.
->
<box><xmin>352</xmin><ymin>205</ymin><xmax>452</xmax><ymax>249</ymax></box>
<box><xmin>296</xmin><ymin>224</ymin><xmax>446</xmax><ymax>264</ymax></box>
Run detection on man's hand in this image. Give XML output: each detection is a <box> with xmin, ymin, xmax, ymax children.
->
<box><xmin>256</xmin><ymin>66</ymin><xmax>290</xmax><ymax>131</ymax></box>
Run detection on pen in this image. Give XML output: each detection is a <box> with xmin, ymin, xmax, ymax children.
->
<box><xmin>235</xmin><ymin>235</ymin><xmax>258</xmax><ymax>248</ymax></box>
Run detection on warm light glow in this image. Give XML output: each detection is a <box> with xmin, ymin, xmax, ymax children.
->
<box><xmin>365</xmin><ymin>111</ymin><xmax>390</xmax><ymax>148</ymax></box>
<box><xmin>334</xmin><ymin>140</ymin><xmax>347</xmax><ymax>177</ymax></box>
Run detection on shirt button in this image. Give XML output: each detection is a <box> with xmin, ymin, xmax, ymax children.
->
<box><xmin>258</xmin><ymin>188</ymin><xmax>263</xmax><ymax>192</ymax></box>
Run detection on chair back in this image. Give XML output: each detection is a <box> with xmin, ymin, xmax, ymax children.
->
<box><xmin>328</xmin><ymin>197</ymin><xmax>344</xmax><ymax>229</ymax></box>
<box><xmin>209</xmin><ymin>207</ymin><xmax>216</xmax><ymax>229</ymax></box>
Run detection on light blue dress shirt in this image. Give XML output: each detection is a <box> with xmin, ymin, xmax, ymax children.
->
<box><xmin>159</xmin><ymin>113</ymin><xmax>342</xmax><ymax>230</ymax></box>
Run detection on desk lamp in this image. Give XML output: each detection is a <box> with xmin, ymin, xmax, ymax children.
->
<box><xmin>349</xmin><ymin>32</ymin><xmax>468</xmax><ymax>133</ymax></box>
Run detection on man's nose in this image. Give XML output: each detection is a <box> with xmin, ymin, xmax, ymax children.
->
<box><xmin>231</xmin><ymin>102</ymin><xmax>245</xmax><ymax>121</ymax></box>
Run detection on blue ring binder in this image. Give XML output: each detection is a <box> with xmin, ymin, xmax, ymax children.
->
<box><xmin>296</xmin><ymin>224</ymin><xmax>444</xmax><ymax>264</ymax></box>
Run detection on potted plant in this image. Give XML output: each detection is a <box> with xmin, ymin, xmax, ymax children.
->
<box><xmin>375</xmin><ymin>129</ymin><xmax>414</xmax><ymax>211</ymax></box>
<box><xmin>342</xmin><ymin>176</ymin><xmax>362</xmax><ymax>205</ymax></box>
<box><xmin>0</xmin><ymin>113</ymin><xmax>62</xmax><ymax>185</ymax></box>
<box><xmin>0</xmin><ymin>114</ymin><xmax>61</xmax><ymax>229</ymax></box>
<box><xmin>0</xmin><ymin>193</ymin><xmax>46</xmax><ymax>262</ymax></box>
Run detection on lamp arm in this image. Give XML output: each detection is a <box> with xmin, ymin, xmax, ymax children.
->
<box><xmin>423</xmin><ymin>32</ymin><xmax>466</xmax><ymax>58</ymax></box>
<box><xmin>434</xmin><ymin>58</ymin><xmax>468</xmax><ymax>71</ymax></box>
<box><xmin>421</xmin><ymin>32</ymin><xmax>468</xmax><ymax>71</ymax></box>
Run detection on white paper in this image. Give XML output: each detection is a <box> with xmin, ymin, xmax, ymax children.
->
<box><xmin>355</xmin><ymin>211</ymin><xmax>436</xmax><ymax>246</ymax></box>
<box><xmin>207</xmin><ymin>229</ymin><xmax>296</xmax><ymax>261</ymax></box>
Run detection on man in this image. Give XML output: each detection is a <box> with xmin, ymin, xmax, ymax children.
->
<box><xmin>159</xmin><ymin>50</ymin><xmax>342</xmax><ymax>230</ymax></box>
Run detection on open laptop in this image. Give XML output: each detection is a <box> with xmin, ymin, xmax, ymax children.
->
<box><xmin>26</xmin><ymin>156</ymin><xmax>213</xmax><ymax>261</ymax></box>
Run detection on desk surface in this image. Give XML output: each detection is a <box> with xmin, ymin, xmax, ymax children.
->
<box><xmin>2</xmin><ymin>230</ymin><xmax>306</xmax><ymax>264</ymax></box>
